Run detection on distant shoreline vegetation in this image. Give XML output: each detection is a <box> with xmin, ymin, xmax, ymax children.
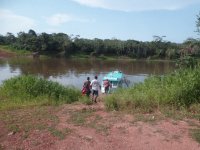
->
<box><xmin>0</xmin><ymin>30</ymin><xmax>200</xmax><ymax>59</ymax></box>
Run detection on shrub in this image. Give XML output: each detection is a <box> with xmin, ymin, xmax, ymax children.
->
<box><xmin>105</xmin><ymin>66</ymin><xmax>200</xmax><ymax>112</ymax></box>
<box><xmin>176</xmin><ymin>55</ymin><xmax>198</xmax><ymax>69</ymax></box>
<box><xmin>0</xmin><ymin>75</ymin><xmax>81</xmax><ymax>109</ymax></box>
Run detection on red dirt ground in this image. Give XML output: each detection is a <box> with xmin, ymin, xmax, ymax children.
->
<box><xmin>0</xmin><ymin>100</ymin><xmax>200</xmax><ymax>150</ymax></box>
<box><xmin>0</xmin><ymin>50</ymin><xmax>15</xmax><ymax>58</ymax></box>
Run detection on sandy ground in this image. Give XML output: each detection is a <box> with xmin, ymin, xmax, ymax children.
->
<box><xmin>0</xmin><ymin>97</ymin><xmax>200</xmax><ymax>150</ymax></box>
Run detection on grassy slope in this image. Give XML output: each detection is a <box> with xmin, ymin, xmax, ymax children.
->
<box><xmin>0</xmin><ymin>45</ymin><xmax>31</xmax><ymax>55</ymax></box>
<box><xmin>0</xmin><ymin>74</ymin><xmax>200</xmax><ymax>145</ymax></box>
<box><xmin>105</xmin><ymin>66</ymin><xmax>200</xmax><ymax>115</ymax></box>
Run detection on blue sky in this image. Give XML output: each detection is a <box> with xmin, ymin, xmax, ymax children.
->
<box><xmin>0</xmin><ymin>0</ymin><xmax>200</xmax><ymax>43</ymax></box>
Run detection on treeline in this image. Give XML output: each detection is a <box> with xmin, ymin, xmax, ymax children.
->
<box><xmin>0</xmin><ymin>29</ymin><xmax>200</xmax><ymax>59</ymax></box>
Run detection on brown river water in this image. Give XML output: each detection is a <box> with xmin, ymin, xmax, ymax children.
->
<box><xmin>0</xmin><ymin>57</ymin><xmax>176</xmax><ymax>89</ymax></box>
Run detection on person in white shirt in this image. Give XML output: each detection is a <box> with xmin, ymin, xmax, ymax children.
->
<box><xmin>90</xmin><ymin>75</ymin><xmax>101</xmax><ymax>103</ymax></box>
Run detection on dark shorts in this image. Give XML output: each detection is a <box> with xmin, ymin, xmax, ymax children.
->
<box><xmin>86</xmin><ymin>90</ymin><xmax>91</xmax><ymax>96</ymax></box>
<box><xmin>105</xmin><ymin>86</ymin><xmax>109</xmax><ymax>93</ymax></box>
<box><xmin>92</xmin><ymin>90</ymin><xmax>98</xmax><ymax>96</ymax></box>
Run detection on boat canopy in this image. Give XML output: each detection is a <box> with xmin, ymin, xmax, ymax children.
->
<box><xmin>103</xmin><ymin>71</ymin><xmax>123</xmax><ymax>82</ymax></box>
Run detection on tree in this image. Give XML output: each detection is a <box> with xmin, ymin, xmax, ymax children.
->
<box><xmin>5</xmin><ymin>32</ymin><xmax>16</xmax><ymax>44</ymax></box>
<box><xmin>0</xmin><ymin>35</ymin><xmax>6</xmax><ymax>44</ymax></box>
<box><xmin>0</xmin><ymin>29</ymin><xmax>190</xmax><ymax>59</ymax></box>
<box><xmin>196</xmin><ymin>12</ymin><xmax>200</xmax><ymax>34</ymax></box>
<box><xmin>153</xmin><ymin>35</ymin><xmax>166</xmax><ymax>42</ymax></box>
<box><xmin>28</xmin><ymin>29</ymin><xmax>37</xmax><ymax>37</ymax></box>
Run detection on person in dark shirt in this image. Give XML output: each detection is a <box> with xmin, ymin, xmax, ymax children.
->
<box><xmin>103</xmin><ymin>79</ymin><xmax>111</xmax><ymax>94</ymax></box>
<box><xmin>82</xmin><ymin>77</ymin><xmax>91</xmax><ymax>97</ymax></box>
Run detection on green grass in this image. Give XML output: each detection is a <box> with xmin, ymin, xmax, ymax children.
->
<box><xmin>68</xmin><ymin>109</ymin><xmax>110</xmax><ymax>134</ymax></box>
<box><xmin>190</xmin><ymin>128</ymin><xmax>200</xmax><ymax>143</ymax></box>
<box><xmin>0</xmin><ymin>106</ymin><xmax>73</xmax><ymax>140</ymax></box>
<box><xmin>0</xmin><ymin>106</ymin><xmax>60</xmax><ymax>137</ymax></box>
<box><xmin>69</xmin><ymin>109</ymin><xmax>95</xmax><ymax>126</ymax></box>
<box><xmin>0</xmin><ymin>45</ymin><xmax>31</xmax><ymax>55</ymax></box>
<box><xmin>79</xmin><ymin>96</ymin><xmax>93</xmax><ymax>105</ymax></box>
<box><xmin>70</xmin><ymin>52</ymin><xmax>134</xmax><ymax>60</ymax></box>
<box><xmin>132</xmin><ymin>114</ymin><xmax>163</xmax><ymax>124</ymax></box>
<box><xmin>48</xmin><ymin>127</ymin><xmax>68</xmax><ymax>140</ymax></box>
<box><xmin>0</xmin><ymin>45</ymin><xmax>49</xmax><ymax>58</ymax></box>
<box><xmin>0</xmin><ymin>75</ymin><xmax>81</xmax><ymax>110</ymax></box>
<box><xmin>105</xmin><ymin>66</ymin><xmax>200</xmax><ymax>114</ymax></box>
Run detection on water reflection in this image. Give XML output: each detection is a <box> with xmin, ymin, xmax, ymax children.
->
<box><xmin>0</xmin><ymin>57</ymin><xmax>176</xmax><ymax>88</ymax></box>
<box><xmin>0</xmin><ymin>62</ymin><xmax>21</xmax><ymax>84</ymax></box>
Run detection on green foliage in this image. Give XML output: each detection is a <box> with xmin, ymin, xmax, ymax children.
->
<box><xmin>69</xmin><ymin>109</ymin><xmax>94</xmax><ymax>126</ymax></box>
<box><xmin>79</xmin><ymin>96</ymin><xmax>93</xmax><ymax>105</ymax></box>
<box><xmin>189</xmin><ymin>103</ymin><xmax>200</xmax><ymax>114</ymax></box>
<box><xmin>176</xmin><ymin>55</ymin><xmax>198</xmax><ymax>68</ymax></box>
<box><xmin>105</xmin><ymin>67</ymin><xmax>200</xmax><ymax>113</ymax></box>
<box><xmin>0</xmin><ymin>45</ymin><xmax>31</xmax><ymax>55</ymax></box>
<box><xmin>0</xmin><ymin>75</ymin><xmax>81</xmax><ymax>109</ymax></box>
<box><xmin>0</xmin><ymin>30</ymin><xmax>183</xmax><ymax>59</ymax></box>
<box><xmin>166</xmin><ymin>48</ymin><xmax>179</xmax><ymax>59</ymax></box>
<box><xmin>196</xmin><ymin>11</ymin><xmax>200</xmax><ymax>34</ymax></box>
<box><xmin>190</xmin><ymin>129</ymin><xmax>200</xmax><ymax>143</ymax></box>
<box><xmin>1</xmin><ymin>28</ymin><xmax>200</xmax><ymax>59</ymax></box>
<box><xmin>48</xmin><ymin>127</ymin><xmax>66</xmax><ymax>140</ymax></box>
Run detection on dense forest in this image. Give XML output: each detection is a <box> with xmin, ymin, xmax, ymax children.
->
<box><xmin>0</xmin><ymin>13</ymin><xmax>200</xmax><ymax>59</ymax></box>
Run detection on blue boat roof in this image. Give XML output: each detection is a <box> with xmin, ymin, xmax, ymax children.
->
<box><xmin>103</xmin><ymin>71</ymin><xmax>124</xmax><ymax>81</ymax></box>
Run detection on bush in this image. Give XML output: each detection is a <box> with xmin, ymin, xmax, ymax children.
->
<box><xmin>0</xmin><ymin>75</ymin><xmax>81</xmax><ymax>109</ymax></box>
<box><xmin>176</xmin><ymin>55</ymin><xmax>198</xmax><ymax>69</ymax></box>
<box><xmin>105</xmin><ymin>66</ymin><xmax>200</xmax><ymax>112</ymax></box>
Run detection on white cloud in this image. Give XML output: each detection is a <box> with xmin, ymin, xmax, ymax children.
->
<box><xmin>71</xmin><ymin>0</ymin><xmax>200</xmax><ymax>11</ymax></box>
<box><xmin>0</xmin><ymin>9</ymin><xmax>36</xmax><ymax>35</ymax></box>
<box><xmin>45</xmin><ymin>13</ymin><xmax>94</xmax><ymax>26</ymax></box>
<box><xmin>46</xmin><ymin>14</ymin><xmax>72</xmax><ymax>26</ymax></box>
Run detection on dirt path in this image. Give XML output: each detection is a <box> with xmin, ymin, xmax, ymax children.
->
<box><xmin>52</xmin><ymin>101</ymin><xmax>200</xmax><ymax>150</ymax></box>
<box><xmin>0</xmin><ymin>98</ymin><xmax>200</xmax><ymax>150</ymax></box>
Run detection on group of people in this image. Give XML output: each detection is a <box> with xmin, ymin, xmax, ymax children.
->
<box><xmin>82</xmin><ymin>76</ymin><xmax>111</xmax><ymax>103</ymax></box>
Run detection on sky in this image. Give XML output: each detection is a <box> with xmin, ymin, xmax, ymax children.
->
<box><xmin>0</xmin><ymin>0</ymin><xmax>200</xmax><ymax>43</ymax></box>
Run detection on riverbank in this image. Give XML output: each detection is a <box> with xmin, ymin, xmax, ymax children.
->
<box><xmin>0</xmin><ymin>44</ymin><xmax>177</xmax><ymax>62</ymax></box>
<box><xmin>0</xmin><ymin>100</ymin><xmax>200</xmax><ymax>150</ymax></box>
<box><xmin>0</xmin><ymin>45</ymin><xmax>32</xmax><ymax>57</ymax></box>
<box><xmin>0</xmin><ymin>44</ymin><xmax>127</xmax><ymax>60</ymax></box>
<box><xmin>0</xmin><ymin>50</ymin><xmax>15</xmax><ymax>58</ymax></box>
<box><xmin>0</xmin><ymin>45</ymin><xmax>52</xmax><ymax>60</ymax></box>
<box><xmin>0</xmin><ymin>74</ymin><xmax>200</xmax><ymax>149</ymax></box>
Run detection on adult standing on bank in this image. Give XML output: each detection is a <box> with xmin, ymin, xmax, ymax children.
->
<box><xmin>90</xmin><ymin>75</ymin><xmax>101</xmax><ymax>103</ymax></box>
<box><xmin>82</xmin><ymin>77</ymin><xmax>91</xmax><ymax>97</ymax></box>
<box><xmin>103</xmin><ymin>79</ymin><xmax>111</xmax><ymax>94</ymax></box>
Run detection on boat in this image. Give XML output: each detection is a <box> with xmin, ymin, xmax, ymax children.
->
<box><xmin>101</xmin><ymin>70</ymin><xmax>128</xmax><ymax>93</ymax></box>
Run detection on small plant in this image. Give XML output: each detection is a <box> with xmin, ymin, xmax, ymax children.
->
<box><xmin>190</xmin><ymin>129</ymin><xmax>200</xmax><ymax>143</ymax></box>
<box><xmin>48</xmin><ymin>127</ymin><xmax>66</xmax><ymax>140</ymax></box>
<box><xmin>8</xmin><ymin>124</ymin><xmax>20</xmax><ymax>133</ymax></box>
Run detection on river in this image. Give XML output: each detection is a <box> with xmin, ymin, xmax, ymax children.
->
<box><xmin>0</xmin><ymin>57</ymin><xmax>176</xmax><ymax>89</ymax></box>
